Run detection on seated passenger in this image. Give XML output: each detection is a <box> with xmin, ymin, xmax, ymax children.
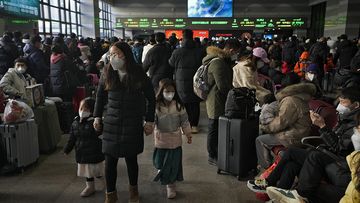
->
<box><xmin>248</xmin><ymin>88</ymin><xmax>360</xmax><ymax>202</ymax></box>
<box><xmin>340</xmin><ymin>151</ymin><xmax>360</xmax><ymax>203</ymax></box>
<box><xmin>232</xmin><ymin>48</ymin><xmax>271</xmax><ymax>105</ymax></box>
<box><xmin>255</xmin><ymin>86</ymin><xmax>360</xmax><ymax>203</ymax></box>
<box><xmin>0</xmin><ymin>57</ymin><xmax>35</xmax><ymax>101</ymax></box>
<box><xmin>256</xmin><ymin>73</ymin><xmax>316</xmax><ymax>169</ymax></box>
<box><xmin>302</xmin><ymin>64</ymin><xmax>324</xmax><ymax>99</ymax></box>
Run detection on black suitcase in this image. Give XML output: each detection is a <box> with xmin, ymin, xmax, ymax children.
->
<box><xmin>217</xmin><ymin>116</ymin><xmax>259</xmax><ymax>180</ymax></box>
<box><xmin>55</xmin><ymin>102</ymin><xmax>75</xmax><ymax>134</ymax></box>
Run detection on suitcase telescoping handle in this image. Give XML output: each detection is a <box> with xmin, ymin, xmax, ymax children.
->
<box><xmin>230</xmin><ymin>138</ymin><xmax>234</xmax><ymax>156</ymax></box>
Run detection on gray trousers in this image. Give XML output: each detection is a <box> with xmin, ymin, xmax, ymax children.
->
<box><xmin>255</xmin><ymin>134</ymin><xmax>282</xmax><ymax>169</ymax></box>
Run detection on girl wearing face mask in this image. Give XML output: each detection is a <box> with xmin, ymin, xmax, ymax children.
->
<box><xmin>153</xmin><ymin>79</ymin><xmax>192</xmax><ymax>199</ymax></box>
<box><xmin>63</xmin><ymin>97</ymin><xmax>105</xmax><ymax>198</ymax></box>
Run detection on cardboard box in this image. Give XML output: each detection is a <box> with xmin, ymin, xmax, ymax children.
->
<box><xmin>26</xmin><ymin>84</ymin><xmax>45</xmax><ymax>108</ymax></box>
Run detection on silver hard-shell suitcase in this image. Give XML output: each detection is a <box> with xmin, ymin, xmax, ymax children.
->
<box><xmin>0</xmin><ymin>119</ymin><xmax>39</xmax><ymax>168</ymax></box>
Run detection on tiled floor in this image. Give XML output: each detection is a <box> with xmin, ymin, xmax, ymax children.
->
<box><xmin>0</xmin><ymin>104</ymin><xmax>261</xmax><ymax>203</ymax></box>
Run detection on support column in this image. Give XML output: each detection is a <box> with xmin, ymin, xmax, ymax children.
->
<box><xmin>324</xmin><ymin>0</ymin><xmax>360</xmax><ymax>39</ymax></box>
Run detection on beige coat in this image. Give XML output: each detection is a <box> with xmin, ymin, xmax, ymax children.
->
<box><xmin>154</xmin><ymin>101</ymin><xmax>191</xmax><ymax>149</ymax></box>
<box><xmin>261</xmin><ymin>83</ymin><xmax>316</xmax><ymax>146</ymax></box>
<box><xmin>232</xmin><ymin>59</ymin><xmax>271</xmax><ymax>105</ymax></box>
<box><xmin>340</xmin><ymin>151</ymin><xmax>360</xmax><ymax>203</ymax></box>
<box><xmin>0</xmin><ymin>68</ymin><xmax>34</xmax><ymax>100</ymax></box>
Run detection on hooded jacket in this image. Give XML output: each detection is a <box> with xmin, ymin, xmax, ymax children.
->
<box><xmin>203</xmin><ymin>46</ymin><xmax>233</xmax><ymax>119</ymax></box>
<box><xmin>232</xmin><ymin>58</ymin><xmax>271</xmax><ymax>105</ymax></box>
<box><xmin>49</xmin><ymin>53</ymin><xmax>75</xmax><ymax>98</ymax></box>
<box><xmin>169</xmin><ymin>39</ymin><xmax>205</xmax><ymax>103</ymax></box>
<box><xmin>63</xmin><ymin>116</ymin><xmax>104</xmax><ymax>164</ymax></box>
<box><xmin>294</xmin><ymin>51</ymin><xmax>311</xmax><ymax>77</ymax></box>
<box><xmin>261</xmin><ymin>83</ymin><xmax>316</xmax><ymax>146</ymax></box>
<box><xmin>340</xmin><ymin>151</ymin><xmax>360</xmax><ymax>203</ymax></box>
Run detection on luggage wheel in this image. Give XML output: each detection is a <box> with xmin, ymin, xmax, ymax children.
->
<box><xmin>217</xmin><ymin>169</ymin><xmax>221</xmax><ymax>174</ymax></box>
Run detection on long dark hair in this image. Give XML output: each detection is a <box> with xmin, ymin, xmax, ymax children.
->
<box><xmin>104</xmin><ymin>41</ymin><xmax>145</xmax><ymax>91</ymax></box>
<box><xmin>156</xmin><ymin>79</ymin><xmax>183</xmax><ymax>112</ymax></box>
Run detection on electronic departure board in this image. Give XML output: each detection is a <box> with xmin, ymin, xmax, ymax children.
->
<box><xmin>0</xmin><ymin>0</ymin><xmax>39</xmax><ymax>19</ymax></box>
<box><xmin>115</xmin><ymin>17</ymin><xmax>307</xmax><ymax>29</ymax></box>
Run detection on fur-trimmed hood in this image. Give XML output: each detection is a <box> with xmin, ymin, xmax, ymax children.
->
<box><xmin>202</xmin><ymin>46</ymin><xmax>227</xmax><ymax>64</ymax></box>
<box><xmin>276</xmin><ymin>83</ymin><xmax>316</xmax><ymax>102</ymax></box>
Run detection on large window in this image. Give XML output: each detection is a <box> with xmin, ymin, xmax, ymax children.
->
<box><xmin>39</xmin><ymin>0</ymin><xmax>81</xmax><ymax>38</ymax></box>
<box><xmin>99</xmin><ymin>0</ymin><xmax>113</xmax><ymax>38</ymax></box>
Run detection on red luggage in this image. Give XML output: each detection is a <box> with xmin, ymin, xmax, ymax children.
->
<box><xmin>72</xmin><ymin>86</ymin><xmax>86</xmax><ymax>111</ymax></box>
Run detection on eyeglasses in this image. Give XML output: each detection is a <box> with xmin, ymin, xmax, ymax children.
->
<box><xmin>107</xmin><ymin>52</ymin><xmax>124</xmax><ymax>61</ymax></box>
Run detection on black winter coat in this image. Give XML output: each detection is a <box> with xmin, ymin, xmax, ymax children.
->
<box><xmin>0</xmin><ymin>40</ymin><xmax>20</xmax><ymax>75</ymax></box>
<box><xmin>63</xmin><ymin>117</ymin><xmax>104</xmax><ymax>164</ymax></box>
<box><xmin>334</xmin><ymin>40</ymin><xmax>358</xmax><ymax>69</ymax></box>
<box><xmin>169</xmin><ymin>40</ymin><xmax>205</xmax><ymax>103</ymax></box>
<box><xmin>49</xmin><ymin>54</ymin><xmax>75</xmax><ymax>99</ymax></box>
<box><xmin>309</xmin><ymin>42</ymin><xmax>329</xmax><ymax>64</ymax></box>
<box><xmin>282</xmin><ymin>41</ymin><xmax>297</xmax><ymax>65</ymax></box>
<box><xmin>23</xmin><ymin>44</ymin><xmax>49</xmax><ymax>83</ymax></box>
<box><xmin>94</xmin><ymin>69</ymin><xmax>155</xmax><ymax>158</ymax></box>
<box><xmin>143</xmin><ymin>43</ymin><xmax>173</xmax><ymax>89</ymax></box>
<box><xmin>319</xmin><ymin>108</ymin><xmax>360</xmax><ymax>157</ymax></box>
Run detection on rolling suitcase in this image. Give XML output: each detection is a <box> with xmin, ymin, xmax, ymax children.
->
<box><xmin>33</xmin><ymin>102</ymin><xmax>62</xmax><ymax>153</ymax></box>
<box><xmin>0</xmin><ymin>119</ymin><xmax>39</xmax><ymax>168</ymax></box>
<box><xmin>217</xmin><ymin>116</ymin><xmax>259</xmax><ymax>180</ymax></box>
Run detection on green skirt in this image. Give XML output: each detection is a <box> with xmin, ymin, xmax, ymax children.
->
<box><xmin>153</xmin><ymin>147</ymin><xmax>184</xmax><ymax>185</ymax></box>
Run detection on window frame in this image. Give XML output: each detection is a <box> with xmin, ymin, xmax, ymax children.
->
<box><xmin>38</xmin><ymin>0</ymin><xmax>82</xmax><ymax>38</ymax></box>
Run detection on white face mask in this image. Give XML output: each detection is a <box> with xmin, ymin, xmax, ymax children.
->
<box><xmin>336</xmin><ymin>103</ymin><xmax>351</xmax><ymax>115</ymax></box>
<box><xmin>352</xmin><ymin>128</ymin><xmax>360</xmax><ymax>150</ymax></box>
<box><xmin>16</xmin><ymin>66</ymin><xmax>27</xmax><ymax>74</ymax></box>
<box><xmin>110</xmin><ymin>56</ymin><xmax>126</xmax><ymax>71</ymax></box>
<box><xmin>163</xmin><ymin>92</ymin><xmax>175</xmax><ymax>101</ymax></box>
<box><xmin>306</xmin><ymin>73</ymin><xmax>315</xmax><ymax>81</ymax></box>
<box><xmin>257</xmin><ymin>60</ymin><xmax>265</xmax><ymax>69</ymax></box>
<box><xmin>79</xmin><ymin>111</ymin><xmax>91</xmax><ymax>118</ymax></box>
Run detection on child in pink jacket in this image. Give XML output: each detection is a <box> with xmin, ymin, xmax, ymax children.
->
<box><xmin>153</xmin><ymin>79</ymin><xmax>192</xmax><ymax>199</ymax></box>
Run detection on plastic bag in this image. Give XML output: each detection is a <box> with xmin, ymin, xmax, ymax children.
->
<box><xmin>3</xmin><ymin>99</ymin><xmax>34</xmax><ymax>124</ymax></box>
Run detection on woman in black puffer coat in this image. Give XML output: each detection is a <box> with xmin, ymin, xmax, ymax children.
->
<box><xmin>93</xmin><ymin>41</ymin><xmax>155</xmax><ymax>202</ymax></box>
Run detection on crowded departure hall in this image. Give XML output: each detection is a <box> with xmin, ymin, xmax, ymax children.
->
<box><xmin>0</xmin><ymin>0</ymin><xmax>360</xmax><ymax>203</ymax></box>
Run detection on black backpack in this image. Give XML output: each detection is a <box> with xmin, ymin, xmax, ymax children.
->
<box><xmin>225</xmin><ymin>87</ymin><xmax>258</xmax><ymax>119</ymax></box>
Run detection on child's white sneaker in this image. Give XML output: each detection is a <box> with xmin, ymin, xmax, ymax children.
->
<box><xmin>166</xmin><ymin>184</ymin><xmax>176</xmax><ymax>199</ymax></box>
<box><xmin>80</xmin><ymin>181</ymin><xmax>95</xmax><ymax>197</ymax></box>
